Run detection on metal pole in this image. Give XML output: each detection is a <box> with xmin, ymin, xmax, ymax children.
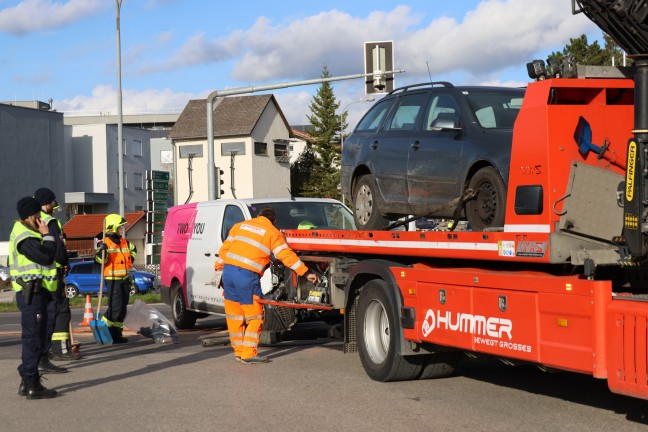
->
<box><xmin>116</xmin><ymin>0</ymin><xmax>124</xmax><ymax>216</ymax></box>
<box><xmin>205</xmin><ymin>70</ymin><xmax>403</xmax><ymax>200</ymax></box>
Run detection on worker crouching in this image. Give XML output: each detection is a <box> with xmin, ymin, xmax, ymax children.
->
<box><xmin>215</xmin><ymin>207</ymin><xmax>319</xmax><ymax>364</ymax></box>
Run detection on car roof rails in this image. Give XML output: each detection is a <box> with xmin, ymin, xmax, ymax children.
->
<box><xmin>388</xmin><ymin>81</ymin><xmax>454</xmax><ymax>95</ymax></box>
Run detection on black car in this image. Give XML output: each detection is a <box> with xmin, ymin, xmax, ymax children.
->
<box><xmin>341</xmin><ymin>81</ymin><xmax>525</xmax><ymax>230</ymax></box>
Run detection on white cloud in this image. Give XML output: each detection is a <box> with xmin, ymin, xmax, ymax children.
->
<box><xmin>140</xmin><ymin>0</ymin><xmax>597</xmax><ymax>85</ymax></box>
<box><xmin>58</xmin><ymin>85</ymin><xmax>201</xmax><ymax>116</ymax></box>
<box><xmin>0</xmin><ymin>0</ymin><xmax>107</xmax><ymax>35</ymax></box>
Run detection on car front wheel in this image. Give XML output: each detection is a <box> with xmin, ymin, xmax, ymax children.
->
<box><xmin>465</xmin><ymin>167</ymin><xmax>506</xmax><ymax>230</ymax></box>
<box><xmin>353</xmin><ymin>175</ymin><xmax>389</xmax><ymax>230</ymax></box>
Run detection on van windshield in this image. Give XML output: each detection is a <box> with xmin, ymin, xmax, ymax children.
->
<box><xmin>247</xmin><ymin>201</ymin><xmax>356</xmax><ymax>230</ymax></box>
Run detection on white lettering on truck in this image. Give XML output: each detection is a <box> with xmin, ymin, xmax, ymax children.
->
<box><xmin>421</xmin><ymin>308</ymin><xmax>512</xmax><ymax>340</ymax></box>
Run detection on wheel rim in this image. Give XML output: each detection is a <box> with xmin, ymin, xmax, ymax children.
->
<box><xmin>66</xmin><ymin>286</ymin><xmax>76</xmax><ymax>298</ymax></box>
<box><xmin>173</xmin><ymin>291</ymin><xmax>184</xmax><ymax>319</ymax></box>
<box><xmin>355</xmin><ymin>183</ymin><xmax>374</xmax><ymax>225</ymax></box>
<box><xmin>472</xmin><ymin>181</ymin><xmax>497</xmax><ymax>225</ymax></box>
<box><xmin>363</xmin><ymin>299</ymin><xmax>390</xmax><ymax>364</ymax></box>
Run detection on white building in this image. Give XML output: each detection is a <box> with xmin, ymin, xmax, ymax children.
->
<box><xmin>170</xmin><ymin>95</ymin><xmax>294</xmax><ymax>203</ymax></box>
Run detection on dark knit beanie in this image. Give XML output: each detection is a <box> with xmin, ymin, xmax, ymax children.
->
<box><xmin>17</xmin><ymin>197</ymin><xmax>42</xmax><ymax>220</ymax></box>
<box><xmin>34</xmin><ymin>187</ymin><xmax>57</xmax><ymax>206</ymax></box>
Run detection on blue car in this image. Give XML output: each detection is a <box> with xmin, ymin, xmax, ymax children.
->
<box><xmin>65</xmin><ymin>261</ymin><xmax>156</xmax><ymax>298</ymax></box>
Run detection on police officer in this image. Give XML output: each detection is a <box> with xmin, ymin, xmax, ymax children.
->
<box><xmin>10</xmin><ymin>197</ymin><xmax>59</xmax><ymax>399</ymax></box>
<box><xmin>95</xmin><ymin>214</ymin><xmax>136</xmax><ymax>343</ymax></box>
<box><xmin>215</xmin><ymin>207</ymin><xmax>319</xmax><ymax>364</ymax></box>
<box><xmin>34</xmin><ymin>187</ymin><xmax>79</xmax><ymax>364</ymax></box>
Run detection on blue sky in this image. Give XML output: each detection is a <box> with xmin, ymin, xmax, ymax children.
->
<box><xmin>0</xmin><ymin>0</ymin><xmax>599</xmax><ymax>126</ymax></box>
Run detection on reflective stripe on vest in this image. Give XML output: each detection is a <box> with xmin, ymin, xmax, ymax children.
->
<box><xmin>8</xmin><ymin>221</ymin><xmax>58</xmax><ymax>292</ymax></box>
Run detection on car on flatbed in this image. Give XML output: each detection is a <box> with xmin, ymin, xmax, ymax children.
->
<box><xmin>341</xmin><ymin>81</ymin><xmax>525</xmax><ymax>230</ymax></box>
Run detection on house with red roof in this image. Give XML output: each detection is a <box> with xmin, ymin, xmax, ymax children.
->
<box><xmin>62</xmin><ymin>212</ymin><xmax>147</xmax><ymax>265</ymax></box>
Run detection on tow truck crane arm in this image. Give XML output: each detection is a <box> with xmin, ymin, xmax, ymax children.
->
<box><xmin>575</xmin><ymin>0</ymin><xmax>648</xmax><ymax>258</ymax></box>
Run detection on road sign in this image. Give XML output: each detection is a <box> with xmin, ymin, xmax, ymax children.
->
<box><xmin>364</xmin><ymin>41</ymin><xmax>394</xmax><ymax>94</ymax></box>
<box><xmin>147</xmin><ymin>179</ymin><xmax>169</xmax><ymax>191</ymax></box>
<box><xmin>146</xmin><ymin>255</ymin><xmax>161</xmax><ymax>265</ymax></box>
<box><xmin>146</xmin><ymin>233</ymin><xmax>163</xmax><ymax>244</ymax></box>
<box><xmin>147</xmin><ymin>190</ymin><xmax>169</xmax><ymax>201</ymax></box>
<box><xmin>146</xmin><ymin>220</ymin><xmax>166</xmax><ymax>232</ymax></box>
<box><xmin>147</xmin><ymin>201</ymin><xmax>170</xmax><ymax>212</ymax></box>
<box><xmin>146</xmin><ymin>211</ymin><xmax>167</xmax><ymax>224</ymax></box>
<box><xmin>146</xmin><ymin>170</ymin><xmax>170</xmax><ymax>181</ymax></box>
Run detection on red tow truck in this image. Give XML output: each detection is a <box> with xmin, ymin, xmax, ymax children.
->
<box><xmin>258</xmin><ymin>1</ymin><xmax>648</xmax><ymax>401</ymax></box>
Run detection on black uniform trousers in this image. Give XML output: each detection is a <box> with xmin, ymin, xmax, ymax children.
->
<box><xmin>45</xmin><ymin>275</ymin><xmax>71</xmax><ymax>353</ymax></box>
<box><xmin>104</xmin><ymin>278</ymin><xmax>130</xmax><ymax>333</ymax></box>
<box><xmin>16</xmin><ymin>289</ymin><xmax>55</xmax><ymax>380</ymax></box>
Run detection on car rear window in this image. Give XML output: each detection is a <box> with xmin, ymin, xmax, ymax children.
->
<box><xmin>464</xmin><ymin>89</ymin><xmax>525</xmax><ymax>129</ymax></box>
<box><xmin>355</xmin><ymin>98</ymin><xmax>395</xmax><ymax>132</ymax></box>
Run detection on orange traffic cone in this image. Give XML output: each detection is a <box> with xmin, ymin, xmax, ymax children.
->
<box><xmin>79</xmin><ymin>295</ymin><xmax>93</xmax><ymax>326</ymax></box>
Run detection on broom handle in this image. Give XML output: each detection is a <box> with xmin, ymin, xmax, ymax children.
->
<box><xmin>97</xmin><ymin>228</ymin><xmax>106</xmax><ymax>319</ymax></box>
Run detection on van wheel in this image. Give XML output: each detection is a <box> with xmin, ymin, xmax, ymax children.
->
<box><xmin>171</xmin><ymin>282</ymin><xmax>197</xmax><ymax>329</ymax></box>
<box><xmin>357</xmin><ymin>280</ymin><xmax>423</xmax><ymax>381</ymax></box>
<box><xmin>353</xmin><ymin>175</ymin><xmax>389</xmax><ymax>230</ymax></box>
<box><xmin>465</xmin><ymin>167</ymin><xmax>506</xmax><ymax>230</ymax></box>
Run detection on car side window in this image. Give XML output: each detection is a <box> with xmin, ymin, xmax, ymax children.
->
<box><xmin>78</xmin><ymin>263</ymin><xmax>93</xmax><ymax>274</ymax></box>
<box><xmin>426</xmin><ymin>94</ymin><xmax>461</xmax><ymax>130</ymax></box>
<box><xmin>221</xmin><ymin>205</ymin><xmax>245</xmax><ymax>242</ymax></box>
<box><xmin>355</xmin><ymin>99</ymin><xmax>394</xmax><ymax>132</ymax></box>
<box><xmin>385</xmin><ymin>93</ymin><xmax>429</xmax><ymax>131</ymax></box>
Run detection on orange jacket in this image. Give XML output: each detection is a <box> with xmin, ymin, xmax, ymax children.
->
<box><xmin>215</xmin><ymin>215</ymin><xmax>309</xmax><ymax>276</ymax></box>
<box><xmin>98</xmin><ymin>236</ymin><xmax>135</xmax><ymax>280</ymax></box>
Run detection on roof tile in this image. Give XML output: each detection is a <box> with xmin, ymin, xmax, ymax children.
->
<box><xmin>63</xmin><ymin>212</ymin><xmax>146</xmax><ymax>239</ymax></box>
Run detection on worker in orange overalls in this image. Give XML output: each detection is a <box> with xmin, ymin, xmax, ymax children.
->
<box><xmin>215</xmin><ymin>207</ymin><xmax>319</xmax><ymax>364</ymax></box>
<box><xmin>95</xmin><ymin>214</ymin><xmax>136</xmax><ymax>343</ymax></box>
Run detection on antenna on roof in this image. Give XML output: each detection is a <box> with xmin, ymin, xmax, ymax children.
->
<box><xmin>426</xmin><ymin>61</ymin><xmax>432</xmax><ymax>82</ymax></box>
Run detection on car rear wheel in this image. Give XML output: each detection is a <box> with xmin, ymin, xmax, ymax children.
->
<box><xmin>353</xmin><ymin>175</ymin><xmax>389</xmax><ymax>230</ymax></box>
<box><xmin>65</xmin><ymin>284</ymin><xmax>79</xmax><ymax>299</ymax></box>
<box><xmin>465</xmin><ymin>167</ymin><xmax>506</xmax><ymax>230</ymax></box>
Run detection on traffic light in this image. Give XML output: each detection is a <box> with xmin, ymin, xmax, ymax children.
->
<box><xmin>216</xmin><ymin>167</ymin><xmax>225</xmax><ymax>199</ymax></box>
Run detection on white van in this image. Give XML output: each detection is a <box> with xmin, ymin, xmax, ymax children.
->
<box><xmin>159</xmin><ymin>198</ymin><xmax>355</xmax><ymax>329</ymax></box>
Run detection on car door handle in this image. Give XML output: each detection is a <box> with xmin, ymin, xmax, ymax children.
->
<box><xmin>371</xmin><ymin>140</ymin><xmax>379</xmax><ymax>150</ymax></box>
<box><xmin>411</xmin><ymin>140</ymin><xmax>421</xmax><ymax>150</ymax></box>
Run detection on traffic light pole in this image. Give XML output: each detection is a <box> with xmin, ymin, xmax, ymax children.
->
<box><xmin>204</xmin><ymin>70</ymin><xmax>404</xmax><ymax>200</ymax></box>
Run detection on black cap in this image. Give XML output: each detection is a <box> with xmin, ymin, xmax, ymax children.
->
<box><xmin>17</xmin><ymin>197</ymin><xmax>42</xmax><ymax>220</ymax></box>
<box><xmin>34</xmin><ymin>187</ymin><xmax>58</xmax><ymax>207</ymax></box>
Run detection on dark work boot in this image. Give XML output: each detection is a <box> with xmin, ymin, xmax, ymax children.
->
<box><xmin>25</xmin><ymin>376</ymin><xmax>57</xmax><ymax>400</ymax></box>
<box><xmin>110</xmin><ymin>327</ymin><xmax>129</xmax><ymax>344</ymax></box>
<box><xmin>18</xmin><ymin>378</ymin><xmax>27</xmax><ymax>396</ymax></box>
<box><xmin>38</xmin><ymin>357</ymin><xmax>68</xmax><ymax>374</ymax></box>
<box><xmin>49</xmin><ymin>340</ymin><xmax>82</xmax><ymax>361</ymax></box>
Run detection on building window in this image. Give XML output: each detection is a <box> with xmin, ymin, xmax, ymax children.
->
<box><xmin>133</xmin><ymin>140</ymin><xmax>143</xmax><ymax>157</ymax></box>
<box><xmin>122</xmin><ymin>138</ymin><xmax>127</xmax><ymax>155</ymax></box>
<box><xmin>123</xmin><ymin>171</ymin><xmax>128</xmax><ymax>189</ymax></box>
<box><xmin>160</xmin><ymin>150</ymin><xmax>173</xmax><ymax>164</ymax></box>
<box><xmin>135</xmin><ymin>205</ymin><xmax>143</xmax><ymax>211</ymax></box>
<box><xmin>254</xmin><ymin>142</ymin><xmax>267</xmax><ymax>156</ymax></box>
<box><xmin>134</xmin><ymin>172</ymin><xmax>143</xmax><ymax>190</ymax></box>
<box><xmin>274</xmin><ymin>143</ymin><xmax>290</xmax><ymax>163</ymax></box>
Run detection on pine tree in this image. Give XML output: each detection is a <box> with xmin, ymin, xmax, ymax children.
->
<box><xmin>288</xmin><ymin>66</ymin><xmax>345</xmax><ymax>198</ymax></box>
<box><xmin>548</xmin><ymin>33</ymin><xmax>631</xmax><ymax>67</ymax></box>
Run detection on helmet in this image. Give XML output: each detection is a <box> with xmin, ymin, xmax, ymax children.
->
<box><xmin>105</xmin><ymin>214</ymin><xmax>127</xmax><ymax>232</ymax></box>
<box><xmin>298</xmin><ymin>220</ymin><xmax>316</xmax><ymax>230</ymax></box>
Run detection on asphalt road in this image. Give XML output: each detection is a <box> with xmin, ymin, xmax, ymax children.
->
<box><xmin>0</xmin><ymin>305</ymin><xmax>647</xmax><ymax>432</ymax></box>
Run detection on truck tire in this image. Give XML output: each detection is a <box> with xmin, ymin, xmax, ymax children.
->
<box><xmin>171</xmin><ymin>282</ymin><xmax>197</xmax><ymax>329</ymax></box>
<box><xmin>357</xmin><ymin>279</ymin><xmax>423</xmax><ymax>381</ymax></box>
<box><xmin>465</xmin><ymin>167</ymin><xmax>506</xmax><ymax>230</ymax></box>
<box><xmin>353</xmin><ymin>175</ymin><xmax>389</xmax><ymax>230</ymax></box>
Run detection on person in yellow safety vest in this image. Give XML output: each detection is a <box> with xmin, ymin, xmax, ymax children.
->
<box><xmin>34</xmin><ymin>187</ymin><xmax>80</xmax><ymax>365</ymax></box>
<box><xmin>95</xmin><ymin>214</ymin><xmax>137</xmax><ymax>344</ymax></box>
<box><xmin>215</xmin><ymin>207</ymin><xmax>319</xmax><ymax>364</ymax></box>
<box><xmin>9</xmin><ymin>196</ymin><xmax>60</xmax><ymax>399</ymax></box>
